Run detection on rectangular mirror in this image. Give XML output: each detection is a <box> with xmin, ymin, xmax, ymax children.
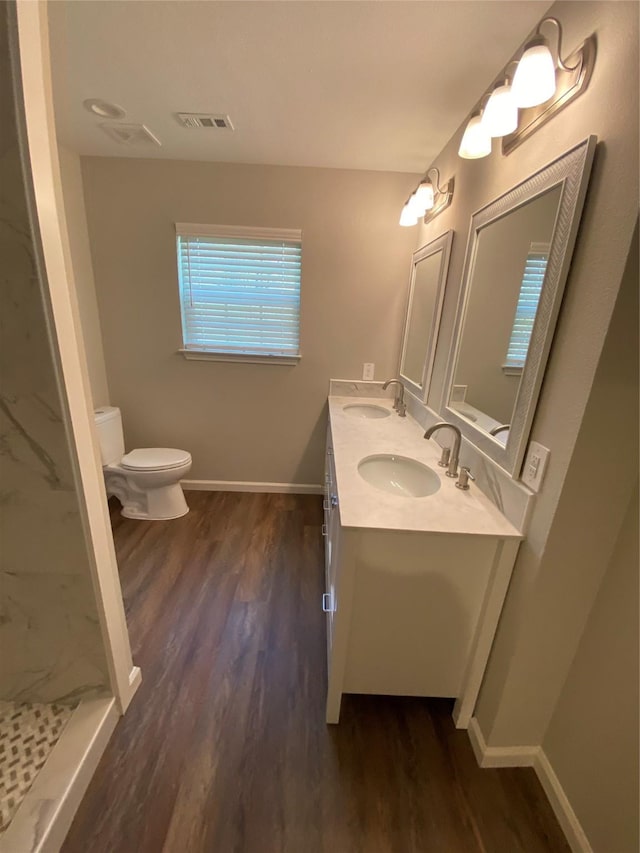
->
<box><xmin>400</xmin><ymin>230</ymin><xmax>453</xmax><ymax>400</ymax></box>
<box><xmin>442</xmin><ymin>136</ymin><xmax>596</xmax><ymax>476</ymax></box>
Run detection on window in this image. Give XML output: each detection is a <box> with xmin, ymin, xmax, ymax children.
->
<box><xmin>176</xmin><ymin>223</ymin><xmax>302</xmax><ymax>363</ymax></box>
<box><xmin>503</xmin><ymin>242</ymin><xmax>550</xmax><ymax>372</ymax></box>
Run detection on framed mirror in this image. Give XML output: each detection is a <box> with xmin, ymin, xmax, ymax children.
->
<box><xmin>442</xmin><ymin>136</ymin><xmax>596</xmax><ymax>476</ymax></box>
<box><xmin>399</xmin><ymin>230</ymin><xmax>453</xmax><ymax>400</ymax></box>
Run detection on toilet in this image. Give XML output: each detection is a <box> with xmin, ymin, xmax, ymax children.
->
<box><xmin>94</xmin><ymin>407</ymin><xmax>192</xmax><ymax>520</ymax></box>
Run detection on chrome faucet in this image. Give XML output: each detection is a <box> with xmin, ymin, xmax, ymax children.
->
<box><xmin>489</xmin><ymin>423</ymin><xmax>510</xmax><ymax>437</ymax></box>
<box><xmin>424</xmin><ymin>422</ymin><xmax>462</xmax><ymax>477</ymax></box>
<box><xmin>382</xmin><ymin>378</ymin><xmax>406</xmax><ymax>417</ymax></box>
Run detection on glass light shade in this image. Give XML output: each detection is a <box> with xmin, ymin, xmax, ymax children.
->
<box><xmin>481</xmin><ymin>83</ymin><xmax>518</xmax><ymax>137</ymax></box>
<box><xmin>458</xmin><ymin>115</ymin><xmax>491</xmax><ymax>159</ymax></box>
<box><xmin>399</xmin><ymin>204</ymin><xmax>418</xmax><ymax>227</ymax></box>
<box><xmin>412</xmin><ymin>181</ymin><xmax>435</xmax><ymax>214</ymax></box>
<box><xmin>406</xmin><ymin>190</ymin><xmax>422</xmax><ymax>216</ymax></box>
<box><xmin>512</xmin><ymin>43</ymin><xmax>557</xmax><ymax>108</ymax></box>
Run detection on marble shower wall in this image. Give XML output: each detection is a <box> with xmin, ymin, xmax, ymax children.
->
<box><xmin>0</xmin><ymin>8</ymin><xmax>110</xmax><ymax>703</ymax></box>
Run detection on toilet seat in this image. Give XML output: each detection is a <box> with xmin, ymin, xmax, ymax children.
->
<box><xmin>120</xmin><ymin>448</ymin><xmax>192</xmax><ymax>472</ymax></box>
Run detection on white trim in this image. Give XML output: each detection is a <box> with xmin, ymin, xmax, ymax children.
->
<box><xmin>534</xmin><ymin>750</ymin><xmax>593</xmax><ymax>853</ymax></box>
<box><xmin>467</xmin><ymin>717</ymin><xmax>592</xmax><ymax>853</ymax></box>
<box><xmin>128</xmin><ymin>665</ymin><xmax>142</xmax><ymax>694</ymax></box>
<box><xmin>0</xmin><ymin>698</ymin><xmax>118</xmax><ymax>853</ymax></box>
<box><xmin>467</xmin><ymin>717</ymin><xmax>538</xmax><ymax>768</ymax></box>
<box><xmin>179</xmin><ymin>349</ymin><xmax>300</xmax><ymax>365</ymax></box>
<box><xmin>398</xmin><ymin>230</ymin><xmax>453</xmax><ymax>402</ymax></box>
<box><xmin>182</xmin><ymin>479</ymin><xmax>323</xmax><ymax>495</ymax></box>
<box><xmin>175</xmin><ymin>222</ymin><xmax>302</xmax><ymax>241</ymax></box>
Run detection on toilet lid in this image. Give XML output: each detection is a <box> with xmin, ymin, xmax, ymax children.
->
<box><xmin>120</xmin><ymin>448</ymin><xmax>191</xmax><ymax>471</ymax></box>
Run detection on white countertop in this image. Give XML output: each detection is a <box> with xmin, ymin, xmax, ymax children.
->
<box><xmin>328</xmin><ymin>396</ymin><xmax>522</xmax><ymax>539</ymax></box>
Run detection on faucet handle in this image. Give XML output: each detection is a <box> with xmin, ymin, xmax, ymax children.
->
<box><xmin>455</xmin><ymin>466</ymin><xmax>476</xmax><ymax>491</ymax></box>
<box><xmin>397</xmin><ymin>400</ymin><xmax>407</xmax><ymax>417</ymax></box>
<box><xmin>438</xmin><ymin>447</ymin><xmax>451</xmax><ymax>468</ymax></box>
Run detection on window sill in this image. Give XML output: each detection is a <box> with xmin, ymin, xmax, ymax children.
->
<box><xmin>178</xmin><ymin>349</ymin><xmax>300</xmax><ymax>366</ymax></box>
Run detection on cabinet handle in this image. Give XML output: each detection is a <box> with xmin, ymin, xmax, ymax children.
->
<box><xmin>322</xmin><ymin>523</ymin><xmax>328</xmax><ymax>536</ymax></box>
<box><xmin>331</xmin><ymin>494</ymin><xmax>338</xmax><ymax>507</ymax></box>
<box><xmin>322</xmin><ymin>593</ymin><xmax>333</xmax><ymax>612</ymax></box>
<box><xmin>327</xmin><ymin>447</ymin><xmax>334</xmax><ymax>456</ymax></box>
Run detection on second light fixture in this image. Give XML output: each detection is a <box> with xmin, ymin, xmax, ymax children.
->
<box><xmin>399</xmin><ymin>168</ymin><xmax>452</xmax><ymax>227</ymax></box>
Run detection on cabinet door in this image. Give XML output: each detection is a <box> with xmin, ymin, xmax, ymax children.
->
<box><xmin>322</xmin><ymin>424</ymin><xmax>339</xmax><ymax>646</ymax></box>
<box><xmin>323</xmin><ymin>426</ymin><xmax>335</xmax><ymax>581</ymax></box>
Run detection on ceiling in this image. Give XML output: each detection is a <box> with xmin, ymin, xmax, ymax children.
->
<box><xmin>49</xmin><ymin>0</ymin><xmax>551</xmax><ymax>173</ymax></box>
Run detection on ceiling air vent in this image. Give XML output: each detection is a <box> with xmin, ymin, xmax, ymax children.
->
<box><xmin>99</xmin><ymin>123</ymin><xmax>162</xmax><ymax>147</ymax></box>
<box><xmin>176</xmin><ymin>113</ymin><xmax>234</xmax><ymax>130</ymax></box>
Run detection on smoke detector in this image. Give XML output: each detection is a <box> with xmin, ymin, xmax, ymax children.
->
<box><xmin>99</xmin><ymin>123</ymin><xmax>162</xmax><ymax>147</ymax></box>
<box><xmin>176</xmin><ymin>113</ymin><xmax>234</xmax><ymax>130</ymax></box>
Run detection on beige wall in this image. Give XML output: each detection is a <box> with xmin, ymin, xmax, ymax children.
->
<box><xmin>414</xmin><ymin>0</ymin><xmax>637</xmax><ymax>737</ymax></box>
<box><xmin>58</xmin><ymin>145</ymin><xmax>109</xmax><ymax>406</ymax></box>
<box><xmin>80</xmin><ymin>159</ymin><xmax>418</xmax><ymax>483</ymax></box>
<box><xmin>408</xmin><ymin>2</ymin><xmax>637</xmax><ymax>845</ymax></box>
<box><xmin>543</xmin><ymin>483</ymin><xmax>639</xmax><ymax>853</ymax></box>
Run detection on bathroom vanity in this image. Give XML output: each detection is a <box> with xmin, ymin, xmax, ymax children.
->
<box><xmin>323</xmin><ymin>391</ymin><xmax>522</xmax><ymax>725</ymax></box>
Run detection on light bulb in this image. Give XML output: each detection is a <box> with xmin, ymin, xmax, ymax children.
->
<box><xmin>399</xmin><ymin>203</ymin><xmax>418</xmax><ymax>227</ymax></box>
<box><xmin>481</xmin><ymin>82</ymin><xmax>518</xmax><ymax>138</ymax></box>
<box><xmin>512</xmin><ymin>42</ymin><xmax>557</xmax><ymax>108</ymax></box>
<box><xmin>458</xmin><ymin>115</ymin><xmax>491</xmax><ymax>159</ymax></box>
<box><xmin>412</xmin><ymin>181</ymin><xmax>435</xmax><ymax>214</ymax></box>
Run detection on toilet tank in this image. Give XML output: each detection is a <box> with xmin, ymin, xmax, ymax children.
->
<box><xmin>94</xmin><ymin>406</ymin><xmax>125</xmax><ymax>465</ymax></box>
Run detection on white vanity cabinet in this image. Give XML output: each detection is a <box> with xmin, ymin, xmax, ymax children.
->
<box><xmin>323</xmin><ymin>398</ymin><xmax>523</xmax><ymax>726</ymax></box>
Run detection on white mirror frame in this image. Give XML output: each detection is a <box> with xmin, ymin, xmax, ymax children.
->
<box><xmin>441</xmin><ymin>136</ymin><xmax>597</xmax><ymax>477</ymax></box>
<box><xmin>399</xmin><ymin>230</ymin><xmax>453</xmax><ymax>401</ymax></box>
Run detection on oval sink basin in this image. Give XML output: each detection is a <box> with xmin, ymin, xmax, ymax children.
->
<box><xmin>343</xmin><ymin>404</ymin><xmax>390</xmax><ymax>420</ymax></box>
<box><xmin>358</xmin><ymin>454</ymin><xmax>441</xmax><ymax>498</ymax></box>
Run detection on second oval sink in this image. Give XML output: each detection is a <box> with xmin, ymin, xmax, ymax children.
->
<box><xmin>343</xmin><ymin>404</ymin><xmax>390</xmax><ymax>419</ymax></box>
<box><xmin>358</xmin><ymin>454</ymin><xmax>441</xmax><ymax>498</ymax></box>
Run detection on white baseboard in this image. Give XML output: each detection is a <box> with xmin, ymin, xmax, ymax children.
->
<box><xmin>467</xmin><ymin>716</ymin><xmax>592</xmax><ymax>852</ymax></box>
<box><xmin>182</xmin><ymin>479</ymin><xmax>323</xmax><ymax>495</ymax></box>
<box><xmin>0</xmin><ymin>697</ymin><xmax>119</xmax><ymax>853</ymax></box>
<box><xmin>534</xmin><ymin>750</ymin><xmax>593</xmax><ymax>853</ymax></box>
<box><xmin>467</xmin><ymin>716</ymin><xmax>538</xmax><ymax>767</ymax></box>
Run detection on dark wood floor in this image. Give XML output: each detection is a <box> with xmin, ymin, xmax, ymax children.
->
<box><xmin>63</xmin><ymin>491</ymin><xmax>569</xmax><ymax>853</ymax></box>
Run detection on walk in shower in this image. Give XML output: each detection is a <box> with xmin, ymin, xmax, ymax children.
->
<box><xmin>0</xmin><ymin>4</ymin><xmax>114</xmax><ymax>846</ymax></box>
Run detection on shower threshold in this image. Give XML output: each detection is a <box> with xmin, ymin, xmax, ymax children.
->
<box><xmin>0</xmin><ymin>697</ymin><xmax>117</xmax><ymax>853</ymax></box>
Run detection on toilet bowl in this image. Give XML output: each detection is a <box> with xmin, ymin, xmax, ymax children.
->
<box><xmin>94</xmin><ymin>407</ymin><xmax>192</xmax><ymax>520</ymax></box>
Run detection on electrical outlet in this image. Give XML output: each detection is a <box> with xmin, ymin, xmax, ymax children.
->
<box><xmin>362</xmin><ymin>363</ymin><xmax>375</xmax><ymax>380</ymax></box>
<box><xmin>521</xmin><ymin>440</ymin><xmax>550</xmax><ymax>492</ymax></box>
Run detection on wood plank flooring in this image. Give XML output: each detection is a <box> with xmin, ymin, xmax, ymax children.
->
<box><xmin>62</xmin><ymin>491</ymin><xmax>569</xmax><ymax>853</ymax></box>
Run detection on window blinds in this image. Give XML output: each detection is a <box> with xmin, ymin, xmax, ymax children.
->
<box><xmin>176</xmin><ymin>225</ymin><xmax>302</xmax><ymax>358</ymax></box>
<box><xmin>505</xmin><ymin>242</ymin><xmax>550</xmax><ymax>369</ymax></box>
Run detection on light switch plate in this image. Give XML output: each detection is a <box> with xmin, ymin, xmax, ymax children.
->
<box><xmin>521</xmin><ymin>440</ymin><xmax>550</xmax><ymax>492</ymax></box>
<box><xmin>362</xmin><ymin>363</ymin><xmax>375</xmax><ymax>380</ymax></box>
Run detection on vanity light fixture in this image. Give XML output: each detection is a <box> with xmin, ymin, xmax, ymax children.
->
<box><xmin>458</xmin><ymin>113</ymin><xmax>492</xmax><ymax>160</ymax></box>
<box><xmin>399</xmin><ymin>168</ymin><xmax>454</xmax><ymax>226</ymax></box>
<box><xmin>457</xmin><ymin>15</ymin><xmax>595</xmax><ymax>158</ymax></box>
